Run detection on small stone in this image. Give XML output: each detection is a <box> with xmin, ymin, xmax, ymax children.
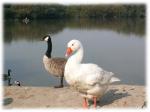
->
<box><xmin>130</xmin><ymin>88</ymin><xmax>135</xmax><ymax>90</ymax></box>
<box><xmin>123</xmin><ymin>101</ymin><xmax>127</xmax><ymax>106</ymax></box>
<box><xmin>46</xmin><ymin>105</ymin><xmax>51</xmax><ymax>107</ymax></box>
<box><xmin>122</xmin><ymin>87</ymin><xmax>126</xmax><ymax>92</ymax></box>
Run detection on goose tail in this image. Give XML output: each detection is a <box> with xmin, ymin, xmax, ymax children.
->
<box><xmin>108</xmin><ymin>72</ymin><xmax>120</xmax><ymax>83</ymax></box>
<box><xmin>110</xmin><ymin>76</ymin><xmax>120</xmax><ymax>83</ymax></box>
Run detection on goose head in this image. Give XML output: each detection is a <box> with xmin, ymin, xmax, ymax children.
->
<box><xmin>65</xmin><ymin>39</ymin><xmax>82</xmax><ymax>57</ymax></box>
<box><xmin>14</xmin><ymin>81</ymin><xmax>21</xmax><ymax>86</ymax></box>
<box><xmin>42</xmin><ymin>34</ymin><xmax>51</xmax><ymax>42</ymax></box>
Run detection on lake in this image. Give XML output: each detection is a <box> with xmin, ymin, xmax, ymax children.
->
<box><xmin>3</xmin><ymin>18</ymin><xmax>145</xmax><ymax>86</ymax></box>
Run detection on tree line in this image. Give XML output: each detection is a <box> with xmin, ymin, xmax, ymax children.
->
<box><xmin>4</xmin><ymin>4</ymin><xmax>145</xmax><ymax>20</ymax></box>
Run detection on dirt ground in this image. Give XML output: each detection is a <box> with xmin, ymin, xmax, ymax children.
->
<box><xmin>3</xmin><ymin>84</ymin><xmax>146</xmax><ymax>109</ymax></box>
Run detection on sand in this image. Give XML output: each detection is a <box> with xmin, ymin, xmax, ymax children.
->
<box><xmin>3</xmin><ymin>84</ymin><xmax>146</xmax><ymax>109</ymax></box>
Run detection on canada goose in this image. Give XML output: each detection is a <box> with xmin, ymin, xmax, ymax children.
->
<box><xmin>3</xmin><ymin>69</ymin><xmax>12</xmax><ymax>86</ymax></box>
<box><xmin>14</xmin><ymin>81</ymin><xmax>21</xmax><ymax>86</ymax></box>
<box><xmin>42</xmin><ymin>34</ymin><xmax>67</xmax><ymax>88</ymax></box>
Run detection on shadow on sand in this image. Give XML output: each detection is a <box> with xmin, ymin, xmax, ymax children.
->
<box><xmin>98</xmin><ymin>89</ymin><xmax>130</xmax><ymax>107</ymax></box>
<box><xmin>3</xmin><ymin>97</ymin><xmax>13</xmax><ymax>106</ymax></box>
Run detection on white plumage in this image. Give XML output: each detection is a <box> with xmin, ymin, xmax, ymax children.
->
<box><xmin>64</xmin><ymin>39</ymin><xmax>120</xmax><ymax>108</ymax></box>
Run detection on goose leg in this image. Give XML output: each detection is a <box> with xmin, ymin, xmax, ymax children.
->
<box><xmin>93</xmin><ymin>96</ymin><xmax>97</xmax><ymax>108</ymax></box>
<box><xmin>54</xmin><ymin>76</ymin><xmax>64</xmax><ymax>88</ymax></box>
<box><xmin>60</xmin><ymin>76</ymin><xmax>64</xmax><ymax>87</ymax></box>
<box><xmin>8</xmin><ymin>77</ymin><xmax>12</xmax><ymax>86</ymax></box>
<box><xmin>8</xmin><ymin>79</ymin><xmax>11</xmax><ymax>86</ymax></box>
<box><xmin>83</xmin><ymin>97</ymin><xmax>88</xmax><ymax>108</ymax></box>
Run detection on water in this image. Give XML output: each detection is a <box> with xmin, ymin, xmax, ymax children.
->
<box><xmin>3</xmin><ymin>19</ymin><xmax>145</xmax><ymax>86</ymax></box>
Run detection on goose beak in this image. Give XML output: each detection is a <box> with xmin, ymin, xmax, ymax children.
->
<box><xmin>65</xmin><ymin>47</ymin><xmax>73</xmax><ymax>57</ymax></box>
<box><xmin>42</xmin><ymin>37</ymin><xmax>45</xmax><ymax>41</ymax></box>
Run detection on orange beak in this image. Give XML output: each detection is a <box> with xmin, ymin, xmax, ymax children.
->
<box><xmin>65</xmin><ymin>47</ymin><xmax>73</xmax><ymax>57</ymax></box>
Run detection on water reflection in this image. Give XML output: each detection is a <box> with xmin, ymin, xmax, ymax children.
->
<box><xmin>3</xmin><ymin>18</ymin><xmax>145</xmax><ymax>86</ymax></box>
<box><xmin>4</xmin><ymin>18</ymin><xmax>145</xmax><ymax>43</ymax></box>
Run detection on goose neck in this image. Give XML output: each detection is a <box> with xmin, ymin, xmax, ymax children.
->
<box><xmin>69</xmin><ymin>47</ymin><xmax>83</xmax><ymax>65</ymax></box>
<box><xmin>45</xmin><ymin>40</ymin><xmax>52</xmax><ymax>58</ymax></box>
<box><xmin>8</xmin><ymin>71</ymin><xmax>11</xmax><ymax>76</ymax></box>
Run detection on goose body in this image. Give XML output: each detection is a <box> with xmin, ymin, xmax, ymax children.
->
<box><xmin>3</xmin><ymin>69</ymin><xmax>12</xmax><ymax>86</ymax></box>
<box><xmin>43</xmin><ymin>55</ymin><xmax>66</xmax><ymax>77</ymax></box>
<box><xmin>42</xmin><ymin>35</ymin><xmax>67</xmax><ymax>88</ymax></box>
<box><xmin>64</xmin><ymin>39</ymin><xmax>120</xmax><ymax>108</ymax></box>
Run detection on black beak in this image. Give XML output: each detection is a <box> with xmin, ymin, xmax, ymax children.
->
<box><xmin>42</xmin><ymin>36</ymin><xmax>47</xmax><ymax>41</ymax></box>
<box><xmin>42</xmin><ymin>37</ymin><xmax>45</xmax><ymax>41</ymax></box>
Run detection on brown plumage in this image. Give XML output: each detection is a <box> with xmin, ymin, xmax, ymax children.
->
<box><xmin>43</xmin><ymin>56</ymin><xmax>66</xmax><ymax>77</ymax></box>
<box><xmin>42</xmin><ymin>34</ymin><xmax>67</xmax><ymax>88</ymax></box>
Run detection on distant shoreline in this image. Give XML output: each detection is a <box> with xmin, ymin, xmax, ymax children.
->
<box><xmin>4</xmin><ymin>4</ymin><xmax>145</xmax><ymax>20</ymax></box>
<box><xmin>3</xmin><ymin>84</ymin><xmax>146</xmax><ymax>109</ymax></box>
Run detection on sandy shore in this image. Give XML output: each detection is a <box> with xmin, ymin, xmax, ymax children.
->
<box><xmin>3</xmin><ymin>84</ymin><xmax>146</xmax><ymax>109</ymax></box>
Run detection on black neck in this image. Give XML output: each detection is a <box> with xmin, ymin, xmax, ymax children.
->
<box><xmin>45</xmin><ymin>40</ymin><xmax>52</xmax><ymax>58</ymax></box>
<box><xmin>8</xmin><ymin>71</ymin><xmax>11</xmax><ymax>76</ymax></box>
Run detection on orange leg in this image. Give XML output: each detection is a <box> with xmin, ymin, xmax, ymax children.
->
<box><xmin>83</xmin><ymin>97</ymin><xmax>88</xmax><ymax>108</ymax></box>
<box><xmin>93</xmin><ymin>96</ymin><xmax>97</xmax><ymax>108</ymax></box>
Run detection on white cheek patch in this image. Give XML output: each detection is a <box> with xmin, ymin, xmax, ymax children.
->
<box><xmin>44</xmin><ymin>36</ymin><xmax>49</xmax><ymax>41</ymax></box>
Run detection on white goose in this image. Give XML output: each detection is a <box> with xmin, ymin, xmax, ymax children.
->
<box><xmin>64</xmin><ymin>39</ymin><xmax>120</xmax><ymax>108</ymax></box>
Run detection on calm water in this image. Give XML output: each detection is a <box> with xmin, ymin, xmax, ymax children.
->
<box><xmin>4</xmin><ymin>19</ymin><xmax>145</xmax><ymax>86</ymax></box>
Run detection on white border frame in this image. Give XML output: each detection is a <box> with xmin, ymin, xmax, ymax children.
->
<box><xmin>0</xmin><ymin>0</ymin><xmax>149</xmax><ymax>112</ymax></box>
